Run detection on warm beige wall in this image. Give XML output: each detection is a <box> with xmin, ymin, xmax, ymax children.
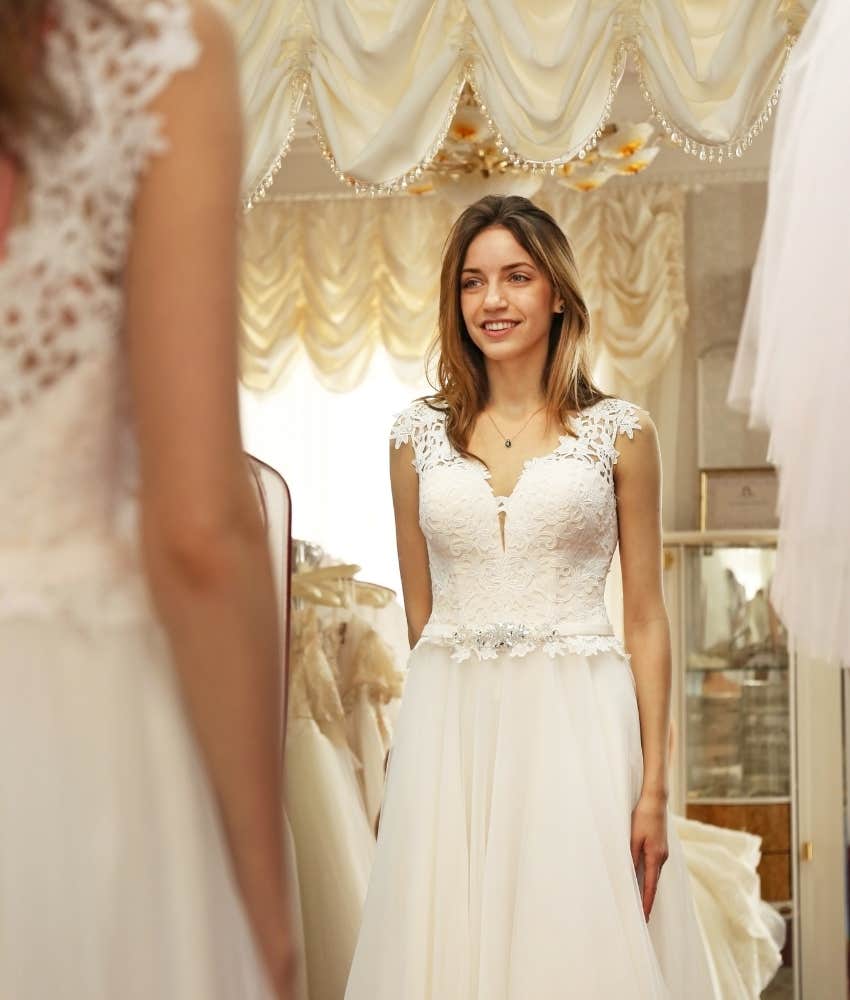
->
<box><xmin>671</xmin><ymin>182</ymin><xmax>768</xmax><ymax>530</ymax></box>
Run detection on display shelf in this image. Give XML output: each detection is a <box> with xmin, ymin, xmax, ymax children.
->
<box><xmin>686</xmin><ymin>796</ymin><xmax>791</xmax><ymax>805</ymax></box>
<box><xmin>664</xmin><ymin>534</ymin><xmax>799</xmax><ymax>996</ymax></box>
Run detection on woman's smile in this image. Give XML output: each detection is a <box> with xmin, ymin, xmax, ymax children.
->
<box><xmin>480</xmin><ymin>318</ymin><xmax>522</xmax><ymax>339</ymax></box>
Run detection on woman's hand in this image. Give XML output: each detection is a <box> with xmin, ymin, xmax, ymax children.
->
<box><xmin>630</xmin><ymin>791</ymin><xmax>669</xmax><ymax>921</ymax></box>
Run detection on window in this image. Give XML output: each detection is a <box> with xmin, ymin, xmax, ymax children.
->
<box><xmin>240</xmin><ymin>350</ymin><xmax>430</xmax><ymax>595</ymax></box>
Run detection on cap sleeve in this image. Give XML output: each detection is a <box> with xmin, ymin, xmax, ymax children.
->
<box><xmin>46</xmin><ymin>0</ymin><xmax>201</xmax><ymax>273</ymax></box>
<box><xmin>608</xmin><ymin>398</ymin><xmax>642</xmax><ymax>442</ymax></box>
<box><xmin>597</xmin><ymin>398</ymin><xmax>643</xmax><ymax>470</ymax></box>
<box><xmin>390</xmin><ymin>404</ymin><xmax>419</xmax><ymax>450</ymax></box>
<box><xmin>390</xmin><ymin>400</ymin><xmax>449</xmax><ymax>475</ymax></box>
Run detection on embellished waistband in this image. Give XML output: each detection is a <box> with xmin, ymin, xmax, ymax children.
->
<box><xmin>419</xmin><ymin>621</ymin><xmax>626</xmax><ymax>663</ymax></box>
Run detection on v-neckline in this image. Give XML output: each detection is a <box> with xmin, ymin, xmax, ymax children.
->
<box><xmin>474</xmin><ymin>448</ymin><xmax>556</xmax><ymax>504</ymax></box>
<box><xmin>470</xmin><ymin>447</ymin><xmax>564</xmax><ymax>555</ymax></box>
<box><xmin>460</xmin><ymin>433</ymin><xmax>571</xmax><ymax>556</ymax></box>
<box><xmin>469</xmin><ymin>423</ymin><xmax>581</xmax><ymax>504</ymax></box>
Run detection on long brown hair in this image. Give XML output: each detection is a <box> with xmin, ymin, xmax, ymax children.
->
<box><xmin>0</xmin><ymin>0</ymin><xmax>58</xmax><ymax>154</ymax></box>
<box><xmin>427</xmin><ymin>194</ymin><xmax>605</xmax><ymax>457</ymax></box>
<box><xmin>0</xmin><ymin>0</ymin><xmax>123</xmax><ymax>156</ymax></box>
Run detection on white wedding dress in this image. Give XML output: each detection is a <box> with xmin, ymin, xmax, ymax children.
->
<box><xmin>345</xmin><ymin>398</ymin><xmax>714</xmax><ymax>999</ymax></box>
<box><xmin>0</xmin><ymin>2</ymin><xmax>272</xmax><ymax>997</ymax></box>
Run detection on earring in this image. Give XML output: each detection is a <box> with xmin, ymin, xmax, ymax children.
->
<box><xmin>556</xmin><ymin>304</ymin><xmax>565</xmax><ymax>313</ymax></box>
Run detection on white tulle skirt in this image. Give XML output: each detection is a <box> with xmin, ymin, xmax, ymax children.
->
<box><xmin>345</xmin><ymin>644</ymin><xmax>714</xmax><ymax>999</ymax></box>
<box><xmin>729</xmin><ymin>0</ymin><xmax>850</xmax><ymax>665</ymax></box>
<box><xmin>0</xmin><ymin>612</ymin><xmax>273</xmax><ymax>1000</ymax></box>
<box><xmin>673</xmin><ymin>817</ymin><xmax>785</xmax><ymax>999</ymax></box>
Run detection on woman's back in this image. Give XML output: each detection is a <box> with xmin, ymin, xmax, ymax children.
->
<box><xmin>0</xmin><ymin>3</ymin><xmax>290</xmax><ymax>996</ymax></box>
<box><xmin>1</xmin><ymin>0</ymin><xmax>196</xmax><ymax>611</ymax></box>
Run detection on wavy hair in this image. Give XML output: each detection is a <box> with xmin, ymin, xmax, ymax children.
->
<box><xmin>0</xmin><ymin>0</ymin><xmax>124</xmax><ymax>156</ymax></box>
<box><xmin>1</xmin><ymin>1</ymin><xmax>59</xmax><ymax>153</ymax></box>
<box><xmin>427</xmin><ymin>194</ymin><xmax>605</xmax><ymax>458</ymax></box>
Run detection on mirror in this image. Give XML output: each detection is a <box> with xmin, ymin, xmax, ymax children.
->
<box><xmin>232</xmin><ymin>7</ymin><xmax>848</xmax><ymax>998</ymax></box>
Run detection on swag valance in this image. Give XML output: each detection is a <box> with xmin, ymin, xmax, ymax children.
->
<box><xmin>238</xmin><ymin>183</ymin><xmax>687</xmax><ymax>393</ymax></box>
<box><xmin>225</xmin><ymin>0</ymin><xmax>810</xmax><ymax>208</ymax></box>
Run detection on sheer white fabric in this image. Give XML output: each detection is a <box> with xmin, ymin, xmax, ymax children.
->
<box><xmin>729</xmin><ymin>0</ymin><xmax>850</xmax><ymax>666</ymax></box>
<box><xmin>226</xmin><ymin>0</ymin><xmax>806</xmax><ymax>202</ymax></box>
<box><xmin>1</xmin><ymin>619</ymin><xmax>272</xmax><ymax>1000</ymax></box>
<box><xmin>674</xmin><ymin>817</ymin><xmax>785</xmax><ymax>999</ymax></box>
<box><xmin>0</xmin><ymin>3</ymin><xmax>273</xmax><ymax>996</ymax></box>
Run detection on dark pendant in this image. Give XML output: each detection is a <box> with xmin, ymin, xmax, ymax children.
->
<box><xmin>505</xmin><ymin>439</ymin><xmax>512</xmax><ymax>448</ymax></box>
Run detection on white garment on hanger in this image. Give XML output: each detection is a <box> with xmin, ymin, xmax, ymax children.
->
<box><xmin>729</xmin><ymin>0</ymin><xmax>850</xmax><ymax>665</ymax></box>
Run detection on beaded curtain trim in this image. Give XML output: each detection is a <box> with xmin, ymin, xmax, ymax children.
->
<box><xmin>241</xmin><ymin>6</ymin><xmax>803</xmax><ymax>210</ymax></box>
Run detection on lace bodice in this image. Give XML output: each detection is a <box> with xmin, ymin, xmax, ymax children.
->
<box><xmin>391</xmin><ymin>397</ymin><xmax>642</xmax><ymax>661</ymax></box>
<box><xmin>0</xmin><ymin>0</ymin><xmax>199</xmax><ymax>619</ymax></box>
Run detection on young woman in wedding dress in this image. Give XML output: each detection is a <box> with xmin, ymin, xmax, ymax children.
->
<box><xmin>0</xmin><ymin>2</ymin><xmax>294</xmax><ymax>997</ymax></box>
<box><xmin>345</xmin><ymin>195</ymin><xmax>714</xmax><ymax>999</ymax></box>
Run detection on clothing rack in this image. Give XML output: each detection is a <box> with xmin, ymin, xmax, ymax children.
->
<box><xmin>291</xmin><ymin>538</ymin><xmax>396</xmax><ymax>609</ymax></box>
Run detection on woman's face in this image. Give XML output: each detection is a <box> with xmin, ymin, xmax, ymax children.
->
<box><xmin>459</xmin><ymin>225</ymin><xmax>563</xmax><ymax>365</ymax></box>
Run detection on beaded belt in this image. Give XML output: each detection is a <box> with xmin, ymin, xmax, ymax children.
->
<box><xmin>419</xmin><ymin>620</ymin><xmax>624</xmax><ymax>662</ymax></box>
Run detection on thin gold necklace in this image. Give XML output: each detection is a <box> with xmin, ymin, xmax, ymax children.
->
<box><xmin>485</xmin><ymin>405</ymin><xmax>545</xmax><ymax>449</ymax></box>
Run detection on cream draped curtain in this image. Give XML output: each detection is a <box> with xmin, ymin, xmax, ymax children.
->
<box><xmin>224</xmin><ymin>0</ymin><xmax>809</xmax><ymax>207</ymax></box>
<box><xmin>238</xmin><ymin>182</ymin><xmax>687</xmax><ymax>393</ymax></box>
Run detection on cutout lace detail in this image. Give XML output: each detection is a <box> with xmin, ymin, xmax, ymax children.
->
<box><xmin>0</xmin><ymin>0</ymin><xmax>199</xmax><ymax>614</ymax></box>
<box><xmin>391</xmin><ymin>396</ymin><xmax>642</xmax><ymax>659</ymax></box>
<box><xmin>0</xmin><ymin>0</ymin><xmax>199</xmax><ymax>422</ymax></box>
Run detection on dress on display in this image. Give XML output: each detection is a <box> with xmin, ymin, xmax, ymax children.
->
<box><xmin>0</xmin><ymin>2</ymin><xmax>272</xmax><ymax>997</ymax></box>
<box><xmin>285</xmin><ymin>607</ymin><xmax>378</xmax><ymax>1000</ymax></box>
<box><xmin>345</xmin><ymin>397</ymin><xmax>715</xmax><ymax>1000</ymax></box>
<box><xmin>729</xmin><ymin>0</ymin><xmax>850</xmax><ymax>665</ymax></box>
<box><xmin>336</xmin><ymin>613</ymin><xmax>405</xmax><ymax>830</ymax></box>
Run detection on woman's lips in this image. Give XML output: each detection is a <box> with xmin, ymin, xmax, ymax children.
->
<box><xmin>480</xmin><ymin>320</ymin><xmax>521</xmax><ymax>340</ymax></box>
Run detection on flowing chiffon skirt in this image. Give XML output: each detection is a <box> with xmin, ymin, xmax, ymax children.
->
<box><xmin>0</xmin><ymin>613</ymin><xmax>273</xmax><ymax>1000</ymax></box>
<box><xmin>345</xmin><ymin>644</ymin><xmax>714</xmax><ymax>1000</ymax></box>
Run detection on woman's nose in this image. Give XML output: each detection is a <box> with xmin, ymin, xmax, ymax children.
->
<box><xmin>483</xmin><ymin>284</ymin><xmax>507</xmax><ymax>309</ymax></box>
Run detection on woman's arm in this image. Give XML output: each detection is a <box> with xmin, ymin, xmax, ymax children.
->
<box><xmin>390</xmin><ymin>440</ymin><xmax>432</xmax><ymax>646</ymax></box>
<box><xmin>125</xmin><ymin>2</ymin><xmax>292</xmax><ymax>994</ymax></box>
<box><xmin>614</xmin><ymin>412</ymin><xmax>670</xmax><ymax>921</ymax></box>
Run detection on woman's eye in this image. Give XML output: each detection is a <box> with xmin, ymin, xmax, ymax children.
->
<box><xmin>461</xmin><ymin>278</ymin><xmax>481</xmax><ymax>290</ymax></box>
<box><xmin>509</xmin><ymin>272</ymin><xmax>530</xmax><ymax>282</ymax></box>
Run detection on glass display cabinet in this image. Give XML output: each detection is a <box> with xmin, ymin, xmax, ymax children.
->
<box><xmin>663</xmin><ymin>531</ymin><xmax>796</xmax><ymax>1000</ymax></box>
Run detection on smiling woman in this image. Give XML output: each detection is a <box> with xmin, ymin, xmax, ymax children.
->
<box><xmin>344</xmin><ymin>195</ymin><xmax>716</xmax><ymax>1000</ymax></box>
<box><xmin>431</xmin><ymin>196</ymin><xmax>598</xmax><ymax>466</ymax></box>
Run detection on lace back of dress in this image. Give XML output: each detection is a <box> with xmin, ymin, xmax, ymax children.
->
<box><xmin>0</xmin><ymin>0</ymin><xmax>200</xmax><ymax>423</ymax></box>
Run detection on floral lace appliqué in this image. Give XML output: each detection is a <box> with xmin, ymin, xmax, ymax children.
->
<box><xmin>392</xmin><ymin>397</ymin><xmax>642</xmax><ymax>660</ymax></box>
<box><xmin>0</xmin><ymin>0</ymin><xmax>200</xmax><ymax>617</ymax></box>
